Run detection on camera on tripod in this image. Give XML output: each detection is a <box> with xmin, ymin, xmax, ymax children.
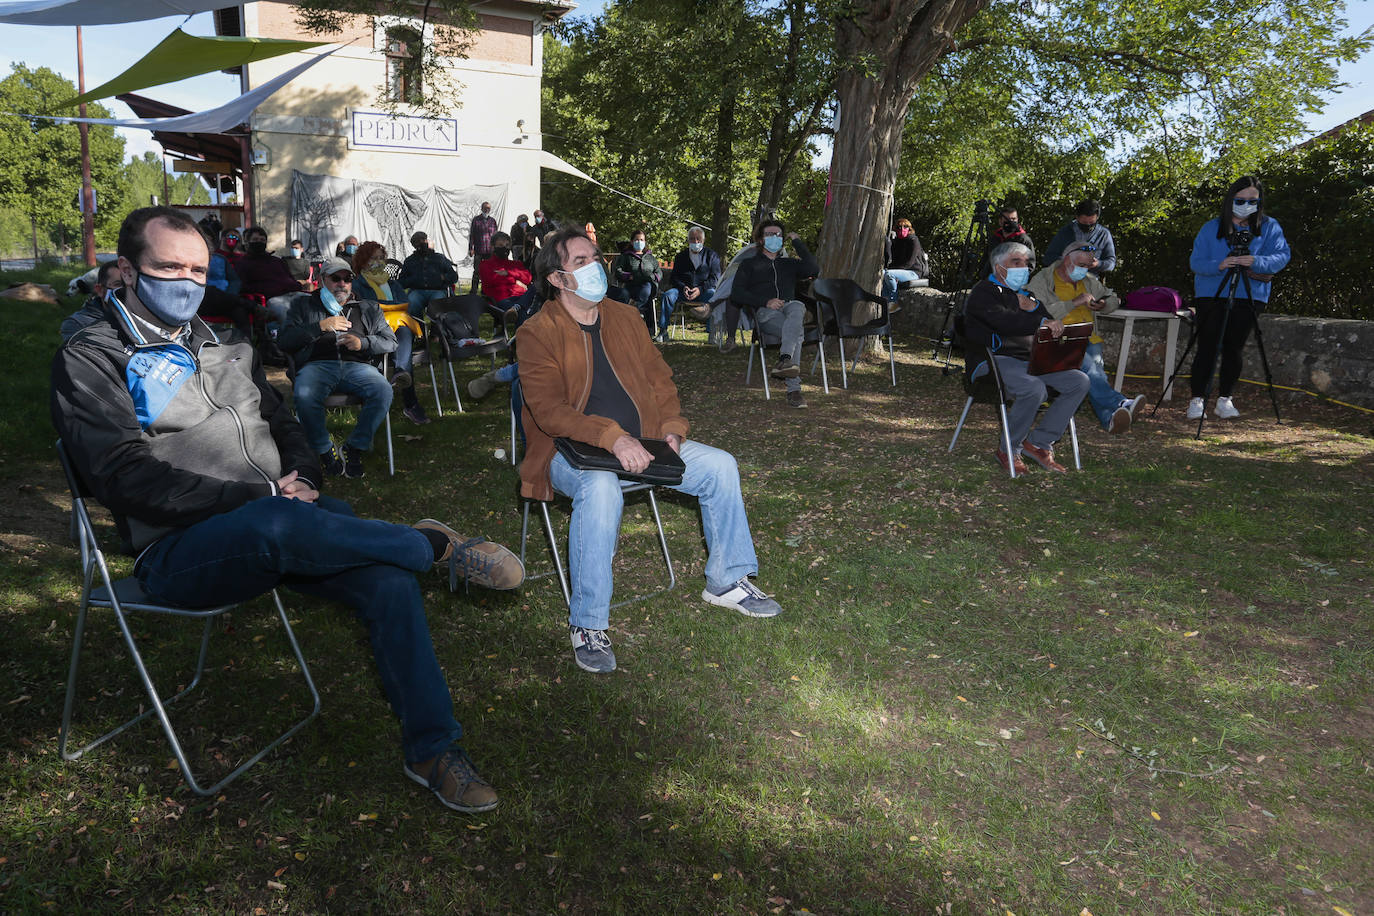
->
<box><xmin>1227</xmin><ymin>227</ymin><xmax>1253</xmax><ymax>257</ymax></box>
<box><xmin>973</xmin><ymin>198</ymin><xmax>994</xmax><ymax>226</ymax></box>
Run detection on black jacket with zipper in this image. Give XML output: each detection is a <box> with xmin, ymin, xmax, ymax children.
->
<box><xmin>51</xmin><ymin>294</ymin><xmax>319</xmax><ymax>555</ymax></box>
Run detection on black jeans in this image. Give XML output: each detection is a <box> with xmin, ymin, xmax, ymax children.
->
<box><xmin>1189</xmin><ymin>296</ymin><xmax>1262</xmax><ymax>398</ymax></box>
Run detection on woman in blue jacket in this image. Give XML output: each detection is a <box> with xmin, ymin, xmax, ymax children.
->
<box><xmin>1186</xmin><ymin>176</ymin><xmax>1290</xmax><ymax>420</ymax></box>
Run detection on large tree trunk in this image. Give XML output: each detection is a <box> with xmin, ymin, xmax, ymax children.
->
<box><xmin>710</xmin><ymin>79</ymin><xmax>738</xmax><ymax>249</ymax></box>
<box><xmin>817</xmin><ymin>0</ymin><xmax>985</xmax><ymax>324</ymax></box>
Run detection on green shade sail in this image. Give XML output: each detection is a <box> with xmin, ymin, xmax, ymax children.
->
<box><xmin>58</xmin><ymin>28</ymin><xmax>327</xmax><ymax>110</ymax></box>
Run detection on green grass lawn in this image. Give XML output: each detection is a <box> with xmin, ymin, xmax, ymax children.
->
<box><xmin>2</xmin><ymin>264</ymin><xmax>1371</xmax><ymax>914</ymax></box>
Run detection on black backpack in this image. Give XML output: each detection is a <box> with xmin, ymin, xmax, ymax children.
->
<box><xmin>437</xmin><ymin>306</ymin><xmax>482</xmax><ymax>350</ymax></box>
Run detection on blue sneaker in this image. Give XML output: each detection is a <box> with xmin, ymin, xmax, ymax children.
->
<box><xmin>570</xmin><ymin>626</ymin><xmax>616</xmax><ymax>673</ymax></box>
<box><xmin>702</xmin><ymin>577</ymin><xmax>782</xmax><ymax>618</ymax></box>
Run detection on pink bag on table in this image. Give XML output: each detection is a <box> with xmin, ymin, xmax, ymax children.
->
<box><xmin>1123</xmin><ymin>286</ymin><xmax>1184</xmax><ymax>313</ymax></box>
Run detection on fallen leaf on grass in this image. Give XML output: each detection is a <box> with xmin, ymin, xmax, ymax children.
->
<box><xmin>712</xmin><ymin>872</ymin><xmax>722</xmax><ymax>880</ymax></box>
<box><xmin>1183</xmin><ymin>631</ymin><xmax>1199</xmax><ymax>638</ymax></box>
<box><xmin>789</xmin><ymin>730</ymin><xmax>806</xmax><ymax>738</ymax></box>
<box><xmin>1333</xmin><ymin>907</ymin><xmax>1354</xmax><ymax>916</ymax></box>
<box><xmin>956</xmin><ymin>696</ymin><xmax>968</xmax><ymax>703</ymax></box>
<box><xmin>1150</xmin><ymin>811</ymin><xmax>1161</xmax><ymax>821</ymax></box>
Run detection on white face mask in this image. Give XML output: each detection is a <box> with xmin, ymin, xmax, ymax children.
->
<box><xmin>1232</xmin><ymin>200</ymin><xmax>1259</xmax><ymax>219</ymax></box>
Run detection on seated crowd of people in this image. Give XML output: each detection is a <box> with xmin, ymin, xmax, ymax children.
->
<box><xmin>51</xmin><ymin>195</ymin><xmax>1164</xmax><ymax>817</ymax></box>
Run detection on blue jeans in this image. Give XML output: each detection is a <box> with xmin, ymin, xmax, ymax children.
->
<box><xmin>264</xmin><ymin>294</ymin><xmax>294</xmax><ymax>329</ymax></box>
<box><xmin>658</xmin><ymin>286</ymin><xmax>716</xmax><ymax>331</ymax></box>
<box><xmin>135</xmin><ymin>495</ymin><xmax>462</xmax><ymax>763</ymax></box>
<box><xmin>547</xmin><ymin>439</ymin><xmax>758</xmax><ymax>631</ymax></box>
<box><xmin>394</xmin><ymin>326</ymin><xmax>414</xmax><ymax>374</ymax></box>
<box><xmin>882</xmin><ymin>269</ymin><xmax>921</xmax><ymax>302</ymax></box>
<box><xmin>1081</xmin><ymin>341</ymin><xmax>1129</xmax><ymax>428</ymax></box>
<box><xmin>407</xmin><ymin>288</ymin><xmax>448</xmax><ymax>320</ymax></box>
<box><xmin>293</xmin><ymin>360</ymin><xmax>393</xmax><ymax>454</ymax></box>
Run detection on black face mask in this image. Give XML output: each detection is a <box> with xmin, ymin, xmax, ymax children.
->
<box><xmin>1002</xmin><ymin>220</ymin><xmax>1020</xmax><ymax>233</ymax></box>
<box><xmin>493</xmin><ymin>247</ymin><xmax>510</xmax><ymax>258</ymax></box>
<box><xmin>248</xmin><ymin>240</ymin><xmax>268</xmax><ymax>255</ymax></box>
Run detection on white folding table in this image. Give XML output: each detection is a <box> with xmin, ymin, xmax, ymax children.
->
<box><xmin>1098</xmin><ymin>308</ymin><xmax>1189</xmax><ymax>401</ymax></box>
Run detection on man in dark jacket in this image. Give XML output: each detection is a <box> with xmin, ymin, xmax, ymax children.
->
<box><xmin>237</xmin><ymin>225</ymin><xmax>310</xmax><ymax>328</ymax></box>
<box><xmin>964</xmin><ymin>241</ymin><xmax>1088</xmax><ymax>474</ymax></box>
<box><xmin>277</xmin><ymin>257</ymin><xmax>396</xmax><ymax>479</ymax></box>
<box><xmin>659</xmin><ymin>226</ymin><xmax>722</xmax><ymax>341</ymax></box>
<box><xmin>467</xmin><ymin>201</ymin><xmax>498</xmax><ymax>294</ymax></box>
<box><xmin>1043</xmin><ymin>200</ymin><xmax>1117</xmax><ymax>277</ymax></box>
<box><xmin>398</xmin><ymin>231</ymin><xmax>458</xmax><ymax>319</ymax></box>
<box><xmin>730</xmin><ymin>219</ymin><xmax>819</xmax><ymax>409</ymax></box>
<box><xmin>51</xmin><ymin>206</ymin><xmax>523</xmax><ymax>815</ymax></box>
<box><xmin>981</xmin><ymin>204</ymin><xmax>1036</xmax><ymax>274</ymax></box>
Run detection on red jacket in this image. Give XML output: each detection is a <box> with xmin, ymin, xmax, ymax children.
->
<box><xmin>478</xmin><ymin>256</ymin><xmax>532</xmax><ymax>302</ymax></box>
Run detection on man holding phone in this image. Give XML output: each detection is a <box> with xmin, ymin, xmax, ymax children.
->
<box><xmin>1027</xmin><ymin>244</ymin><xmax>1143</xmax><ymax>434</ymax></box>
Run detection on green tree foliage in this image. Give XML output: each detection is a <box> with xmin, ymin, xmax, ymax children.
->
<box><xmin>889</xmin><ymin>0</ymin><xmax>1369</xmax><ymax>284</ymax></box>
<box><xmin>293</xmin><ymin>0</ymin><xmax>476</xmax><ymax>116</ymax></box>
<box><xmin>122</xmin><ymin>151</ymin><xmax>212</xmax><ymax>212</ymax></box>
<box><xmin>540</xmin><ymin>0</ymin><xmax>833</xmax><ymax>258</ymax></box>
<box><xmin>1106</xmin><ymin>124</ymin><xmax>1374</xmax><ymax>320</ymax></box>
<box><xmin>0</xmin><ymin>64</ymin><xmax>125</xmax><ymax>255</ymax></box>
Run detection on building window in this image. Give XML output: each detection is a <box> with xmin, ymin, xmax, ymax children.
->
<box><xmin>385</xmin><ymin>26</ymin><xmax>422</xmax><ymax>104</ymax></box>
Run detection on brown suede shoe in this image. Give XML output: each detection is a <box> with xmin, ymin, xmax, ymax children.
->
<box><xmin>405</xmin><ymin>749</ymin><xmax>498</xmax><ymax>813</ymax></box>
<box><xmin>412</xmin><ymin>519</ymin><xmax>525</xmax><ymax>589</ymax></box>
<box><xmin>995</xmin><ymin>449</ymin><xmax>1028</xmax><ymax>475</ymax></box>
<box><xmin>1021</xmin><ymin>441</ymin><xmax>1068</xmax><ymax>473</ymax></box>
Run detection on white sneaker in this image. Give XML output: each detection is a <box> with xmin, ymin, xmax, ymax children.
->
<box><xmin>1186</xmin><ymin>397</ymin><xmax>1204</xmax><ymax>420</ymax></box>
<box><xmin>1127</xmin><ymin>395</ymin><xmax>1145</xmax><ymax>419</ymax></box>
<box><xmin>1215</xmin><ymin>396</ymin><xmax>1239</xmax><ymax>419</ymax></box>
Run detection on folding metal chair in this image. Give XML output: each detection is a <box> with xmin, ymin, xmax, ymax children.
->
<box><xmin>519</xmin><ymin>483</ymin><xmax>676</xmax><ymax>612</ymax></box>
<box><xmin>812</xmin><ymin>277</ymin><xmax>898</xmax><ymax>389</ymax></box>
<box><xmin>948</xmin><ymin>338</ymin><xmax>1080</xmax><ymax>478</ymax></box>
<box><xmin>742</xmin><ymin>296</ymin><xmax>830</xmax><ymax>400</ymax></box>
<box><xmin>55</xmin><ymin>441</ymin><xmax>320</xmax><ymax>796</ymax></box>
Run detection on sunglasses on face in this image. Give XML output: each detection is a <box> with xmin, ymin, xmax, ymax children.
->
<box><xmin>328</xmin><ymin>272</ymin><xmax>354</xmax><ymax>283</ymax></box>
<box><xmin>1234</xmin><ymin>196</ymin><xmax>1261</xmax><ymax>204</ymax></box>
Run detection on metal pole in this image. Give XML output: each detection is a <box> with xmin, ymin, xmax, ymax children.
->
<box><xmin>76</xmin><ymin>26</ymin><xmax>96</xmax><ymax>267</ymax></box>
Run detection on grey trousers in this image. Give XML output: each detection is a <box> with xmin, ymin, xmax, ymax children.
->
<box><xmin>753</xmin><ymin>300</ymin><xmax>806</xmax><ymax>392</ymax></box>
<box><xmin>993</xmin><ymin>356</ymin><xmax>1089</xmax><ymax>452</ymax></box>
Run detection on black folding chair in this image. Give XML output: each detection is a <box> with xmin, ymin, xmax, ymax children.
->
<box><xmin>425</xmin><ymin>294</ymin><xmax>516</xmax><ymax>415</ymax></box>
<box><xmin>741</xmin><ymin>295</ymin><xmax>830</xmax><ymax>400</ymax></box>
<box><xmin>812</xmin><ymin>277</ymin><xmax>898</xmax><ymax>389</ymax></box>
<box><xmin>55</xmin><ymin>441</ymin><xmax>320</xmax><ymax>795</ymax></box>
<box><xmin>948</xmin><ymin>328</ymin><xmax>1080</xmax><ymax>478</ymax></box>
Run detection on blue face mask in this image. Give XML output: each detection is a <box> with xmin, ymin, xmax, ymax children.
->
<box><xmin>1001</xmin><ymin>266</ymin><xmax>1030</xmax><ymax>289</ymax></box>
<box><xmin>1068</xmin><ymin>264</ymin><xmax>1091</xmax><ymax>282</ymax></box>
<box><xmin>688</xmin><ymin>241</ymin><xmax>704</xmax><ymax>253</ymax></box>
<box><xmin>563</xmin><ymin>261</ymin><xmax>607</xmax><ymax>303</ymax></box>
<box><xmin>344</xmin><ymin>244</ymin><xmax>357</xmax><ymax>255</ymax></box>
<box><xmin>291</xmin><ymin>248</ymin><xmax>303</xmax><ymax>259</ymax></box>
<box><xmin>320</xmin><ymin>284</ymin><xmax>345</xmax><ymax>316</ymax></box>
<box><xmin>632</xmin><ymin>239</ymin><xmax>645</xmax><ymax>252</ymax></box>
<box><xmin>762</xmin><ymin>235</ymin><xmax>784</xmax><ymax>254</ymax></box>
<box><xmin>135</xmin><ymin>271</ymin><xmax>205</xmax><ymax>326</ymax></box>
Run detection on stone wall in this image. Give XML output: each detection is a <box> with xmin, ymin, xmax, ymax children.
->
<box><xmin>893</xmin><ymin>287</ymin><xmax>1374</xmax><ymax>408</ymax></box>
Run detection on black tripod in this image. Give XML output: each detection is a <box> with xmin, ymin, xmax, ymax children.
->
<box><xmin>934</xmin><ymin>200</ymin><xmax>992</xmax><ymax>373</ymax></box>
<box><xmin>1155</xmin><ymin>264</ymin><xmax>1281</xmax><ymax>438</ymax></box>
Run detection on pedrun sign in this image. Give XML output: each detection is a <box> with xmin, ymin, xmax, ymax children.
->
<box><xmin>349</xmin><ymin>110</ymin><xmax>459</xmax><ymax>155</ymax></box>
